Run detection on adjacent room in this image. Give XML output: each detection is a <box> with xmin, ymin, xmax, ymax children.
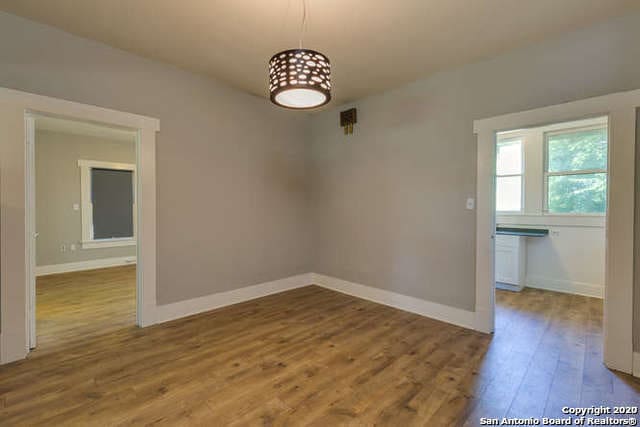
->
<box><xmin>492</xmin><ymin>117</ymin><xmax>610</xmax><ymax>416</ymax></box>
<box><xmin>495</xmin><ymin>117</ymin><xmax>607</xmax><ymax>300</ymax></box>
<box><xmin>0</xmin><ymin>1</ymin><xmax>639</xmax><ymax>425</ymax></box>
<box><xmin>32</xmin><ymin>116</ymin><xmax>138</xmax><ymax>351</ymax></box>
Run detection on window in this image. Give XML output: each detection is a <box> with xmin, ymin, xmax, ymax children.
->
<box><xmin>79</xmin><ymin>160</ymin><xmax>136</xmax><ymax>248</ymax></box>
<box><xmin>544</xmin><ymin>126</ymin><xmax>607</xmax><ymax>214</ymax></box>
<box><xmin>496</xmin><ymin>138</ymin><xmax>523</xmax><ymax>212</ymax></box>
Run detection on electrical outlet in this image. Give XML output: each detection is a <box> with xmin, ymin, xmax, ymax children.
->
<box><xmin>70</xmin><ymin>243</ymin><xmax>77</xmax><ymax>251</ymax></box>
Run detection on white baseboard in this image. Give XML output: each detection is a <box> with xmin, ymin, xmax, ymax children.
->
<box><xmin>155</xmin><ymin>273</ymin><xmax>314</xmax><ymax>323</ymax></box>
<box><xmin>526</xmin><ymin>275</ymin><xmax>603</xmax><ymax>298</ymax></box>
<box><xmin>311</xmin><ymin>273</ymin><xmax>477</xmax><ymax>331</ymax></box>
<box><xmin>36</xmin><ymin>256</ymin><xmax>137</xmax><ymax>276</ymax></box>
<box><xmin>633</xmin><ymin>353</ymin><xmax>640</xmax><ymax>378</ymax></box>
<box><xmin>155</xmin><ymin>272</ymin><xmax>479</xmax><ymax>332</ymax></box>
<box><xmin>496</xmin><ymin>282</ymin><xmax>524</xmax><ymax>292</ymax></box>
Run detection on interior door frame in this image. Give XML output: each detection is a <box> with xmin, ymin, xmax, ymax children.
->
<box><xmin>0</xmin><ymin>87</ymin><xmax>160</xmax><ymax>364</ymax></box>
<box><xmin>473</xmin><ymin>88</ymin><xmax>640</xmax><ymax>374</ymax></box>
<box><xmin>25</xmin><ymin>115</ymin><xmax>36</xmax><ymax>348</ymax></box>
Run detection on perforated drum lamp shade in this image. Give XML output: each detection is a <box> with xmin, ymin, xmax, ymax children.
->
<box><xmin>269</xmin><ymin>49</ymin><xmax>331</xmax><ymax>109</ymax></box>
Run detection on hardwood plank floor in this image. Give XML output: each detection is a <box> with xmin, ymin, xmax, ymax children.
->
<box><xmin>35</xmin><ymin>265</ymin><xmax>136</xmax><ymax>350</ymax></box>
<box><xmin>1</xmin><ymin>269</ymin><xmax>639</xmax><ymax>426</ymax></box>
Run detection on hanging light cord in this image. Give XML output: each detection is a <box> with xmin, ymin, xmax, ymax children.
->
<box><xmin>299</xmin><ymin>0</ymin><xmax>308</xmax><ymax>49</ymax></box>
<box><xmin>280</xmin><ymin>0</ymin><xmax>291</xmax><ymax>43</ymax></box>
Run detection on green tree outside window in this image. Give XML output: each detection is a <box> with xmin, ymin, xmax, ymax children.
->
<box><xmin>545</xmin><ymin>127</ymin><xmax>607</xmax><ymax>214</ymax></box>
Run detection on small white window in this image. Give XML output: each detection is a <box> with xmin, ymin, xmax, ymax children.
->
<box><xmin>544</xmin><ymin>125</ymin><xmax>607</xmax><ymax>214</ymax></box>
<box><xmin>496</xmin><ymin>138</ymin><xmax>523</xmax><ymax>212</ymax></box>
<box><xmin>78</xmin><ymin>160</ymin><xmax>136</xmax><ymax>249</ymax></box>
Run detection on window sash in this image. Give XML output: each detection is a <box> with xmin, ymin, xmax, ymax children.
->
<box><xmin>496</xmin><ymin>138</ymin><xmax>523</xmax><ymax>212</ymax></box>
<box><xmin>545</xmin><ymin>168</ymin><xmax>606</xmax><ymax>177</ymax></box>
<box><xmin>544</xmin><ymin>171</ymin><xmax>607</xmax><ymax>214</ymax></box>
<box><xmin>544</xmin><ymin>124</ymin><xmax>607</xmax><ymax>174</ymax></box>
<box><xmin>543</xmin><ymin>124</ymin><xmax>608</xmax><ymax>214</ymax></box>
<box><xmin>496</xmin><ymin>175</ymin><xmax>523</xmax><ymax>212</ymax></box>
<box><xmin>496</xmin><ymin>138</ymin><xmax>523</xmax><ymax>177</ymax></box>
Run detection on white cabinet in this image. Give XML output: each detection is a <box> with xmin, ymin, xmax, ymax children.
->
<box><xmin>495</xmin><ymin>235</ymin><xmax>526</xmax><ymax>291</ymax></box>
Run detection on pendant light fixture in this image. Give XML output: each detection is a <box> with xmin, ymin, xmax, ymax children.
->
<box><xmin>269</xmin><ymin>0</ymin><xmax>331</xmax><ymax>109</ymax></box>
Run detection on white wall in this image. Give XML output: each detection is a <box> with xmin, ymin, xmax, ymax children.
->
<box><xmin>497</xmin><ymin>117</ymin><xmax>607</xmax><ymax>298</ymax></box>
<box><xmin>526</xmin><ymin>226</ymin><xmax>604</xmax><ymax>297</ymax></box>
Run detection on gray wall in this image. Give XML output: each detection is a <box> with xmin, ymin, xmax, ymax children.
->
<box><xmin>309</xmin><ymin>12</ymin><xmax>640</xmax><ymax>311</ymax></box>
<box><xmin>1</xmin><ymin>10</ymin><xmax>639</xmax><ymax>317</ymax></box>
<box><xmin>35</xmin><ymin>130</ymin><xmax>136</xmax><ymax>266</ymax></box>
<box><xmin>0</xmin><ymin>12</ymin><xmax>312</xmax><ymax>305</ymax></box>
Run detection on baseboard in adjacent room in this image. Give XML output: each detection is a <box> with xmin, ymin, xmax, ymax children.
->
<box><xmin>155</xmin><ymin>273</ymin><xmax>314</xmax><ymax>323</ymax></box>
<box><xmin>311</xmin><ymin>273</ymin><xmax>477</xmax><ymax>331</ymax></box>
<box><xmin>36</xmin><ymin>256</ymin><xmax>137</xmax><ymax>276</ymax></box>
<box><xmin>526</xmin><ymin>275</ymin><xmax>603</xmax><ymax>298</ymax></box>
<box><xmin>496</xmin><ymin>282</ymin><xmax>524</xmax><ymax>292</ymax></box>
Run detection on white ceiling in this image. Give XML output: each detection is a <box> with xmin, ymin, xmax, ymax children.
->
<box><xmin>35</xmin><ymin>116</ymin><xmax>137</xmax><ymax>143</ymax></box>
<box><xmin>2</xmin><ymin>1</ymin><xmax>638</xmax><ymax>107</ymax></box>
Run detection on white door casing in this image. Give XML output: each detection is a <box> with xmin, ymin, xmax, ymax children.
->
<box><xmin>474</xmin><ymin>88</ymin><xmax>640</xmax><ymax>374</ymax></box>
<box><xmin>0</xmin><ymin>87</ymin><xmax>159</xmax><ymax>364</ymax></box>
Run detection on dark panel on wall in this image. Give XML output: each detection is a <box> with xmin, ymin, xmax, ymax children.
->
<box><xmin>91</xmin><ymin>168</ymin><xmax>134</xmax><ymax>239</ymax></box>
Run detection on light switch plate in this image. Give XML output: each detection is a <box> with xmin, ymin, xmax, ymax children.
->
<box><xmin>73</xmin><ymin>203</ymin><xmax>80</xmax><ymax>211</ymax></box>
<box><xmin>466</xmin><ymin>198</ymin><xmax>475</xmax><ymax>210</ymax></box>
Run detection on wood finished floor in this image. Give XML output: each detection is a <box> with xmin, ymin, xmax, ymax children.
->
<box><xmin>35</xmin><ymin>265</ymin><xmax>136</xmax><ymax>350</ymax></box>
<box><xmin>1</xmin><ymin>267</ymin><xmax>639</xmax><ymax>426</ymax></box>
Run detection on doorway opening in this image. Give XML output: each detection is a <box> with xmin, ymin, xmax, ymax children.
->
<box><xmin>27</xmin><ymin>114</ymin><xmax>139</xmax><ymax>351</ymax></box>
<box><xmin>490</xmin><ymin>117</ymin><xmax>612</xmax><ymax>408</ymax></box>
<box><xmin>494</xmin><ymin>116</ymin><xmax>607</xmax><ymax>296</ymax></box>
<box><xmin>473</xmin><ymin>89</ymin><xmax>640</xmax><ymax>375</ymax></box>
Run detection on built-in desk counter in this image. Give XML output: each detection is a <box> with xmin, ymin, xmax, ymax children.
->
<box><xmin>496</xmin><ymin>227</ymin><xmax>549</xmax><ymax>237</ymax></box>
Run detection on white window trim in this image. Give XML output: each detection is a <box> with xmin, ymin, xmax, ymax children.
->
<box><xmin>495</xmin><ymin>136</ymin><xmax>524</xmax><ymax>214</ymax></box>
<box><xmin>543</xmin><ymin>124</ymin><xmax>607</xmax><ymax>215</ymax></box>
<box><xmin>78</xmin><ymin>159</ymin><xmax>137</xmax><ymax>249</ymax></box>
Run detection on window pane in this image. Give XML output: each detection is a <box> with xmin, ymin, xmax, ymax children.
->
<box><xmin>547</xmin><ymin>127</ymin><xmax>607</xmax><ymax>172</ymax></box>
<box><xmin>91</xmin><ymin>168</ymin><xmax>134</xmax><ymax>239</ymax></box>
<box><xmin>496</xmin><ymin>139</ymin><xmax>522</xmax><ymax>175</ymax></box>
<box><xmin>496</xmin><ymin>176</ymin><xmax>521</xmax><ymax>212</ymax></box>
<box><xmin>547</xmin><ymin>173</ymin><xmax>606</xmax><ymax>214</ymax></box>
